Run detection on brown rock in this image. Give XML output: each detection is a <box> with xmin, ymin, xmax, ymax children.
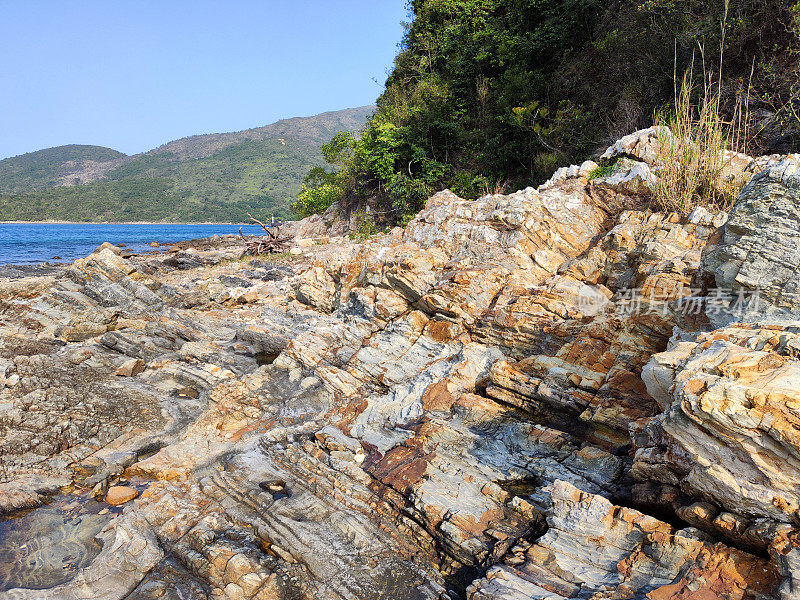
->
<box><xmin>105</xmin><ymin>485</ymin><xmax>139</xmax><ymax>506</ymax></box>
<box><xmin>421</xmin><ymin>380</ymin><xmax>456</xmax><ymax>413</ymax></box>
<box><xmin>115</xmin><ymin>358</ymin><xmax>145</xmax><ymax>377</ymax></box>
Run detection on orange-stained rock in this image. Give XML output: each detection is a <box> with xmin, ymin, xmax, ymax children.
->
<box><xmin>421</xmin><ymin>380</ymin><xmax>456</xmax><ymax>413</ymax></box>
<box><xmin>467</xmin><ymin>481</ymin><xmax>779</xmax><ymax>600</ymax></box>
<box><xmin>638</xmin><ymin>324</ymin><xmax>800</xmax><ymax>523</ymax></box>
<box><xmin>105</xmin><ymin>485</ymin><xmax>139</xmax><ymax>506</ymax></box>
<box><xmin>369</xmin><ymin>445</ymin><xmax>432</xmax><ymax>493</ymax></box>
<box><xmin>2</xmin><ymin>132</ymin><xmax>798</xmax><ymax>599</ymax></box>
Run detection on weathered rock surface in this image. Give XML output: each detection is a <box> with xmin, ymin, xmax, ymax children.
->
<box><xmin>1</xmin><ymin>130</ymin><xmax>799</xmax><ymax>599</ymax></box>
<box><xmin>467</xmin><ymin>480</ymin><xmax>779</xmax><ymax>600</ymax></box>
<box><xmin>638</xmin><ymin>323</ymin><xmax>800</xmax><ymax>523</ymax></box>
<box><xmin>700</xmin><ymin>157</ymin><xmax>800</xmax><ymax>325</ymax></box>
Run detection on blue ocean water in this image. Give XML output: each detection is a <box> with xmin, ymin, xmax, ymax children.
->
<box><xmin>0</xmin><ymin>223</ymin><xmax>267</xmax><ymax>264</ymax></box>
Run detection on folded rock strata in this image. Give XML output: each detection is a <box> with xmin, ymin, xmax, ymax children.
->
<box><xmin>0</xmin><ymin>130</ymin><xmax>799</xmax><ymax>599</ymax></box>
<box><xmin>467</xmin><ymin>480</ymin><xmax>779</xmax><ymax>600</ymax></box>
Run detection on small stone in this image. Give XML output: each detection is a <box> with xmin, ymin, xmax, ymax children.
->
<box><xmin>91</xmin><ymin>479</ymin><xmax>108</xmax><ymax>499</ymax></box>
<box><xmin>116</xmin><ymin>358</ymin><xmax>145</xmax><ymax>377</ymax></box>
<box><xmin>105</xmin><ymin>485</ymin><xmax>139</xmax><ymax>506</ymax></box>
<box><xmin>270</xmin><ymin>544</ymin><xmax>296</xmax><ymax>563</ymax></box>
<box><xmin>95</xmin><ymin>241</ymin><xmax>122</xmax><ymax>256</ymax></box>
<box><xmin>259</xmin><ymin>479</ymin><xmax>286</xmax><ymax>494</ymax></box>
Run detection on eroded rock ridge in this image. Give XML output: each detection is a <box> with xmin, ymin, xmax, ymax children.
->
<box><xmin>1</xmin><ymin>131</ymin><xmax>800</xmax><ymax>599</ymax></box>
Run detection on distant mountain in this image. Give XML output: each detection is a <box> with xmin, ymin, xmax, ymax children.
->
<box><xmin>0</xmin><ymin>106</ymin><xmax>373</xmax><ymax>222</ymax></box>
<box><xmin>146</xmin><ymin>107</ymin><xmax>375</xmax><ymax>161</ymax></box>
<box><xmin>0</xmin><ymin>145</ymin><xmax>126</xmax><ymax>193</ymax></box>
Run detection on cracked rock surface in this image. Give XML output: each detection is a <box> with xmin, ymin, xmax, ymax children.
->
<box><xmin>1</xmin><ymin>130</ymin><xmax>800</xmax><ymax>599</ymax></box>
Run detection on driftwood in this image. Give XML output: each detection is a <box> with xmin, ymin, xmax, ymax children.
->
<box><xmin>238</xmin><ymin>214</ymin><xmax>292</xmax><ymax>258</ymax></box>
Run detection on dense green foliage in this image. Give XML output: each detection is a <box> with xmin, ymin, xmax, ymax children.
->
<box><xmin>0</xmin><ymin>108</ymin><xmax>372</xmax><ymax>222</ymax></box>
<box><xmin>292</xmin><ymin>132</ymin><xmax>355</xmax><ymax>217</ymax></box>
<box><xmin>299</xmin><ymin>0</ymin><xmax>800</xmax><ymax>222</ymax></box>
<box><xmin>0</xmin><ymin>145</ymin><xmax>125</xmax><ymax>193</ymax></box>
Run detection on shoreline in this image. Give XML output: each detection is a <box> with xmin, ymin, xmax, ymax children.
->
<box><xmin>0</xmin><ymin>221</ymin><xmax>256</xmax><ymax>225</ymax></box>
<box><xmin>0</xmin><ymin>224</ymin><xmax>278</xmax><ymax>268</ymax></box>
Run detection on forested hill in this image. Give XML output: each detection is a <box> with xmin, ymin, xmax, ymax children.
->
<box><xmin>0</xmin><ymin>106</ymin><xmax>373</xmax><ymax>222</ymax></box>
<box><xmin>295</xmin><ymin>0</ymin><xmax>800</xmax><ymax>223</ymax></box>
<box><xmin>0</xmin><ymin>145</ymin><xmax>126</xmax><ymax>193</ymax></box>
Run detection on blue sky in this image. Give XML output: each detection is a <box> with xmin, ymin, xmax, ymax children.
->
<box><xmin>0</xmin><ymin>1</ymin><xmax>408</xmax><ymax>159</ymax></box>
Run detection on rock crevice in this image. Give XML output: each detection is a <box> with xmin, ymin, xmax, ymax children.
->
<box><xmin>1</xmin><ymin>131</ymin><xmax>800</xmax><ymax>599</ymax></box>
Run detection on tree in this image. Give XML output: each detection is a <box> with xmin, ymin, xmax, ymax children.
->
<box><xmin>296</xmin><ymin>0</ymin><xmax>800</xmax><ymax>222</ymax></box>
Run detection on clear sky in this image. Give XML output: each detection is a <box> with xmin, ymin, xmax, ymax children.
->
<box><xmin>0</xmin><ymin>1</ymin><xmax>408</xmax><ymax>160</ymax></box>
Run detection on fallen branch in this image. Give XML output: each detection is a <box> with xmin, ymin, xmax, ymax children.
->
<box><xmin>238</xmin><ymin>217</ymin><xmax>293</xmax><ymax>258</ymax></box>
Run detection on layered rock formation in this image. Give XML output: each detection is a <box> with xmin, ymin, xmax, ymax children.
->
<box><xmin>1</xmin><ymin>130</ymin><xmax>799</xmax><ymax>599</ymax></box>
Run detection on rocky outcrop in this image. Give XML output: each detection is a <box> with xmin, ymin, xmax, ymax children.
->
<box><xmin>638</xmin><ymin>325</ymin><xmax>800</xmax><ymax>524</ymax></box>
<box><xmin>2</xmin><ymin>130</ymin><xmax>800</xmax><ymax>599</ymax></box>
<box><xmin>699</xmin><ymin>157</ymin><xmax>800</xmax><ymax>324</ymax></box>
<box><xmin>467</xmin><ymin>480</ymin><xmax>779</xmax><ymax>600</ymax></box>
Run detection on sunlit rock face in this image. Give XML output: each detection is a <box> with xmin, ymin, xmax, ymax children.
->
<box><xmin>2</xmin><ymin>130</ymin><xmax>800</xmax><ymax>599</ymax></box>
<box><xmin>466</xmin><ymin>480</ymin><xmax>779</xmax><ymax>600</ymax></box>
<box><xmin>699</xmin><ymin>156</ymin><xmax>800</xmax><ymax>325</ymax></box>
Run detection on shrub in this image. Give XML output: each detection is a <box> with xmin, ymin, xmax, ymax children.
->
<box><xmin>386</xmin><ymin>173</ymin><xmax>431</xmax><ymax>222</ymax></box>
<box><xmin>292</xmin><ymin>182</ymin><xmax>343</xmax><ymax>218</ymax></box>
<box><xmin>349</xmin><ymin>209</ymin><xmax>380</xmax><ymax>241</ymax></box>
<box><xmin>291</xmin><ymin>134</ymin><xmax>355</xmax><ymax>219</ymax></box>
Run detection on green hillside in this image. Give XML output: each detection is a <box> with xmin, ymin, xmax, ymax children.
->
<box><xmin>0</xmin><ymin>107</ymin><xmax>372</xmax><ymax>222</ymax></box>
<box><xmin>0</xmin><ymin>145</ymin><xmax>126</xmax><ymax>193</ymax></box>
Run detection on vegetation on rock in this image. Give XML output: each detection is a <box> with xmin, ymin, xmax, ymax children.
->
<box><xmin>298</xmin><ymin>0</ymin><xmax>800</xmax><ymax>223</ymax></box>
<box><xmin>653</xmin><ymin>72</ymin><xmax>740</xmax><ymax>214</ymax></box>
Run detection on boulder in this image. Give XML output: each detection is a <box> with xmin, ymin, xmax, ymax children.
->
<box><xmin>94</xmin><ymin>241</ymin><xmax>122</xmax><ymax>256</ymax></box>
<box><xmin>600</xmin><ymin>125</ymin><xmax>668</xmax><ymax>165</ymax></box>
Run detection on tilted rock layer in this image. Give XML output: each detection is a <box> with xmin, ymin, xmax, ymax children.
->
<box><xmin>1</xmin><ymin>131</ymin><xmax>800</xmax><ymax>599</ymax></box>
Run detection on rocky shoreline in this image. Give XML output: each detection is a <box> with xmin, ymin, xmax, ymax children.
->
<box><xmin>1</xmin><ymin>128</ymin><xmax>800</xmax><ymax>599</ymax></box>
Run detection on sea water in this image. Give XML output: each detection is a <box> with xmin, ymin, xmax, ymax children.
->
<box><xmin>0</xmin><ymin>223</ymin><xmax>267</xmax><ymax>264</ymax></box>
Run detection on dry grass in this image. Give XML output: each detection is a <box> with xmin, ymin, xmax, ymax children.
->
<box><xmin>652</xmin><ymin>2</ymin><xmax>755</xmax><ymax>216</ymax></box>
<box><xmin>652</xmin><ymin>68</ymin><xmax>748</xmax><ymax>215</ymax></box>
